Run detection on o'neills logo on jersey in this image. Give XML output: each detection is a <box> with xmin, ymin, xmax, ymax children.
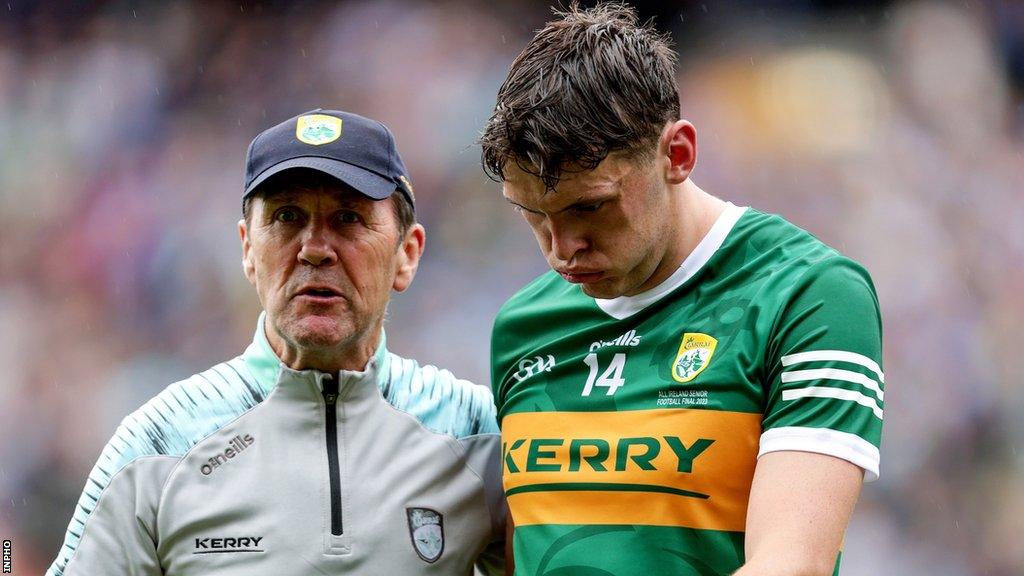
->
<box><xmin>200</xmin><ymin>434</ymin><xmax>255</xmax><ymax>476</ymax></box>
<box><xmin>588</xmin><ymin>329</ymin><xmax>642</xmax><ymax>352</ymax></box>
<box><xmin>672</xmin><ymin>333</ymin><xmax>717</xmax><ymax>383</ymax></box>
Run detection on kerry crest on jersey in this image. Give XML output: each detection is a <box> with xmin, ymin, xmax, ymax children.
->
<box><xmin>672</xmin><ymin>333</ymin><xmax>717</xmax><ymax>383</ymax></box>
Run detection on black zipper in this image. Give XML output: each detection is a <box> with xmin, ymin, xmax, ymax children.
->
<box><xmin>322</xmin><ymin>374</ymin><xmax>343</xmax><ymax>536</ymax></box>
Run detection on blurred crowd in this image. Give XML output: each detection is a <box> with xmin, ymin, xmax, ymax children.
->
<box><xmin>0</xmin><ymin>1</ymin><xmax>1021</xmax><ymax>574</ymax></box>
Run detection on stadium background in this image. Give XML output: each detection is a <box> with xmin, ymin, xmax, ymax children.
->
<box><xmin>0</xmin><ymin>1</ymin><xmax>1021</xmax><ymax>574</ymax></box>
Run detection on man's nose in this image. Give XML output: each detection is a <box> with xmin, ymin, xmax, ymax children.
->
<box><xmin>548</xmin><ymin>219</ymin><xmax>589</xmax><ymax>264</ymax></box>
<box><xmin>297</xmin><ymin>224</ymin><xmax>337</xmax><ymax>267</ymax></box>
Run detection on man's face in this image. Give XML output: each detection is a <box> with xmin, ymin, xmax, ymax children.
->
<box><xmin>240</xmin><ymin>182</ymin><xmax>420</xmax><ymax>370</ymax></box>
<box><xmin>503</xmin><ymin>152</ymin><xmax>675</xmax><ymax>299</ymax></box>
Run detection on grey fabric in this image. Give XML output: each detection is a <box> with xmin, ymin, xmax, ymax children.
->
<box><xmin>460</xmin><ymin>434</ymin><xmax>507</xmax><ymax>542</ymax></box>
<box><xmin>62</xmin><ymin>457</ymin><xmax>177</xmax><ymax>576</ymax></box>
<box><xmin>52</xmin><ymin>320</ymin><xmax>504</xmax><ymax>575</ymax></box>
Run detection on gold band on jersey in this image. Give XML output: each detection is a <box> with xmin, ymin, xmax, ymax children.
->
<box><xmin>502</xmin><ymin>408</ymin><xmax>760</xmax><ymax>531</ymax></box>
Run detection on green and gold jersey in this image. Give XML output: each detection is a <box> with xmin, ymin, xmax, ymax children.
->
<box><xmin>491</xmin><ymin>204</ymin><xmax>884</xmax><ymax>576</ymax></box>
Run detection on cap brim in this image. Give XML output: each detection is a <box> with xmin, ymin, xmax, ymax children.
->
<box><xmin>244</xmin><ymin>157</ymin><xmax>396</xmax><ymax>200</ymax></box>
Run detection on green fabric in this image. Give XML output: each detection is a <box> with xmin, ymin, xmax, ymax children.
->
<box><xmin>491</xmin><ymin>207</ymin><xmax>882</xmax><ymax>576</ymax></box>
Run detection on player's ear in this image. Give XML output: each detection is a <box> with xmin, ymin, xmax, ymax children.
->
<box><xmin>660</xmin><ymin>119</ymin><xmax>697</xmax><ymax>185</ymax></box>
<box><xmin>239</xmin><ymin>218</ymin><xmax>256</xmax><ymax>286</ymax></box>
<box><xmin>393</xmin><ymin>223</ymin><xmax>425</xmax><ymax>293</ymax></box>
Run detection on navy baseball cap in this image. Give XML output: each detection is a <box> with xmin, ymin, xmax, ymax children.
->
<box><xmin>243</xmin><ymin>108</ymin><xmax>415</xmax><ymax>208</ymax></box>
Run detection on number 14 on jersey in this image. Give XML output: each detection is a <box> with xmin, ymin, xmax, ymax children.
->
<box><xmin>582</xmin><ymin>353</ymin><xmax>627</xmax><ymax>396</ymax></box>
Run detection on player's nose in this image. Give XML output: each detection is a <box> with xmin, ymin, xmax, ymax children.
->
<box><xmin>548</xmin><ymin>220</ymin><xmax>589</xmax><ymax>263</ymax></box>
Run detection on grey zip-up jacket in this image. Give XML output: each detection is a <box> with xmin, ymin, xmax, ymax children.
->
<box><xmin>48</xmin><ymin>315</ymin><xmax>505</xmax><ymax>575</ymax></box>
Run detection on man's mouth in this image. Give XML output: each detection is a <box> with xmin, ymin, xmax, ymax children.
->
<box><xmin>295</xmin><ymin>286</ymin><xmax>344</xmax><ymax>301</ymax></box>
<box><xmin>558</xmin><ymin>270</ymin><xmax>605</xmax><ymax>284</ymax></box>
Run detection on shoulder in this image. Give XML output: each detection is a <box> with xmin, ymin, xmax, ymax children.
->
<box><xmin>48</xmin><ymin>357</ymin><xmax>270</xmax><ymax>576</ymax></box>
<box><xmin>756</xmin><ymin>229</ymin><xmax>883</xmax><ymax>372</ymax></box>
<box><xmin>771</xmin><ymin>254</ymin><xmax>881</xmax><ymax>348</ymax></box>
<box><xmin>792</xmin><ymin>254</ymin><xmax>876</xmax><ymax>297</ymax></box>
<box><xmin>738</xmin><ymin>209</ymin><xmax>843</xmax><ymax>267</ymax></box>
<box><xmin>381</xmin><ymin>353</ymin><xmax>499</xmax><ymax>438</ymax></box>
<box><xmin>732</xmin><ymin>209</ymin><xmax>875</xmax><ymax>292</ymax></box>
<box><xmin>98</xmin><ymin>356</ymin><xmax>268</xmax><ymax>481</ymax></box>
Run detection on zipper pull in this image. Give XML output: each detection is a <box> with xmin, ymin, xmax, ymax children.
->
<box><xmin>322</xmin><ymin>374</ymin><xmax>339</xmax><ymax>405</ymax></box>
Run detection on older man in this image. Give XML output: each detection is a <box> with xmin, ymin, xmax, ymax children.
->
<box><xmin>48</xmin><ymin>109</ymin><xmax>505</xmax><ymax>575</ymax></box>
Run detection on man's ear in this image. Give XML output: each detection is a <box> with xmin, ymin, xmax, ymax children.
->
<box><xmin>393</xmin><ymin>223</ymin><xmax>426</xmax><ymax>293</ymax></box>
<box><xmin>660</xmin><ymin>119</ymin><xmax>697</xmax><ymax>185</ymax></box>
<box><xmin>239</xmin><ymin>218</ymin><xmax>256</xmax><ymax>286</ymax></box>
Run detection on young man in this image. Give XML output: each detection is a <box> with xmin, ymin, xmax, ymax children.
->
<box><xmin>48</xmin><ymin>109</ymin><xmax>505</xmax><ymax>575</ymax></box>
<box><xmin>480</xmin><ymin>5</ymin><xmax>883</xmax><ymax>576</ymax></box>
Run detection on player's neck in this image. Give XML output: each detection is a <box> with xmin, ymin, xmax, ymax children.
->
<box><xmin>635</xmin><ymin>182</ymin><xmax>726</xmax><ymax>296</ymax></box>
<box><xmin>678</xmin><ymin>182</ymin><xmax>728</xmax><ymax>259</ymax></box>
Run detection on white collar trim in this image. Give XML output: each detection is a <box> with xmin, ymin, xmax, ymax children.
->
<box><xmin>593</xmin><ymin>203</ymin><xmax>747</xmax><ymax>320</ymax></box>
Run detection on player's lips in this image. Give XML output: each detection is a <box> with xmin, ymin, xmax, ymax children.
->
<box><xmin>558</xmin><ymin>270</ymin><xmax>605</xmax><ymax>284</ymax></box>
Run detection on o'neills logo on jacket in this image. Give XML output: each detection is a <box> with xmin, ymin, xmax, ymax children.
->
<box><xmin>200</xmin><ymin>434</ymin><xmax>255</xmax><ymax>476</ymax></box>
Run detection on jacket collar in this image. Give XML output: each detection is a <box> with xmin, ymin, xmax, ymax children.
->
<box><xmin>240</xmin><ymin>312</ymin><xmax>391</xmax><ymax>396</ymax></box>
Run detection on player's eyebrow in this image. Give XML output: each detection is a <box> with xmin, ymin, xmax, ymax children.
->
<box><xmin>504</xmin><ymin>191</ymin><xmax>617</xmax><ymax>216</ymax></box>
<box><xmin>566</xmin><ymin>192</ymin><xmax>615</xmax><ymax>207</ymax></box>
<box><xmin>504</xmin><ymin>197</ymin><xmax>544</xmax><ymax>214</ymax></box>
<box><xmin>555</xmin><ymin>190</ymin><xmax>618</xmax><ymax>214</ymax></box>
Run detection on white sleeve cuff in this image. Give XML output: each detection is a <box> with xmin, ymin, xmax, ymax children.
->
<box><xmin>759</xmin><ymin>426</ymin><xmax>880</xmax><ymax>482</ymax></box>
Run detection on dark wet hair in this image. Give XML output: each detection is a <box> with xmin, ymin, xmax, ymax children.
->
<box><xmin>479</xmin><ymin>2</ymin><xmax>680</xmax><ymax>190</ymax></box>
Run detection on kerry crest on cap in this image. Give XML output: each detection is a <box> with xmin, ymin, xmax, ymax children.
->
<box><xmin>295</xmin><ymin>114</ymin><xmax>342</xmax><ymax>146</ymax></box>
<box><xmin>243</xmin><ymin>108</ymin><xmax>415</xmax><ymax>208</ymax></box>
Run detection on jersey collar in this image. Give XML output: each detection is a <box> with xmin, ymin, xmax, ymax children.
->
<box><xmin>593</xmin><ymin>203</ymin><xmax>747</xmax><ymax>320</ymax></box>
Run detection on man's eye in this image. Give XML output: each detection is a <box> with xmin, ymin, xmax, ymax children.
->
<box><xmin>275</xmin><ymin>208</ymin><xmax>301</xmax><ymax>223</ymax></box>
<box><xmin>573</xmin><ymin>202</ymin><xmax>604</xmax><ymax>214</ymax></box>
<box><xmin>337</xmin><ymin>211</ymin><xmax>362</xmax><ymax>225</ymax></box>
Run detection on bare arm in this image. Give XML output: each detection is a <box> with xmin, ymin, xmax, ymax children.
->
<box><xmin>733</xmin><ymin>451</ymin><xmax>863</xmax><ymax>576</ymax></box>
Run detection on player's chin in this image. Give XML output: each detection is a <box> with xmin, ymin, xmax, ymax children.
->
<box><xmin>578</xmin><ymin>278</ymin><xmax>625</xmax><ymax>299</ymax></box>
